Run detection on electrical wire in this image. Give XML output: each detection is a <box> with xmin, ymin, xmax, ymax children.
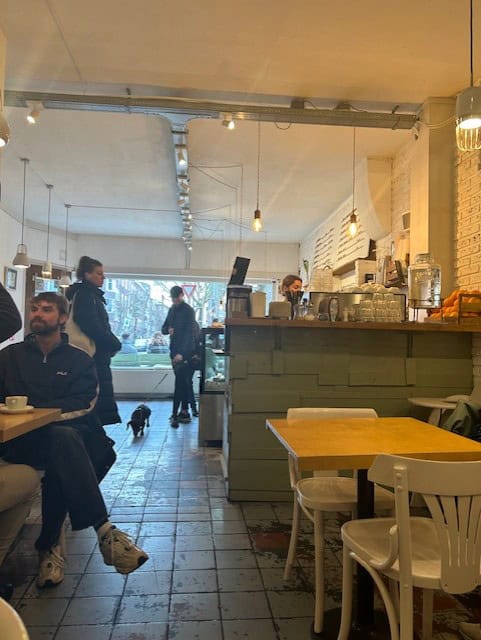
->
<box><xmin>44</xmin><ymin>0</ymin><xmax>87</xmax><ymax>92</ymax></box>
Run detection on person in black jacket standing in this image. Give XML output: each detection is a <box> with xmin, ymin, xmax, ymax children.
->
<box><xmin>0</xmin><ymin>292</ymin><xmax>148</xmax><ymax>588</ymax></box>
<box><xmin>0</xmin><ymin>282</ymin><xmax>21</xmax><ymax>343</ymax></box>
<box><xmin>162</xmin><ymin>286</ymin><xmax>196</xmax><ymax>428</ymax></box>
<box><xmin>66</xmin><ymin>256</ymin><xmax>121</xmax><ymax>425</ymax></box>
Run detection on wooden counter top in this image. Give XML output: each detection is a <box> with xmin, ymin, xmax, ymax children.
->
<box><xmin>226</xmin><ymin>318</ymin><xmax>481</xmax><ymax>333</ymax></box>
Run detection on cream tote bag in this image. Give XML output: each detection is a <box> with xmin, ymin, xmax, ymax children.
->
<box><xmin>65</xmin><ymin>293</ymin><xmax>96</xmax><ymax>357</ymax></box>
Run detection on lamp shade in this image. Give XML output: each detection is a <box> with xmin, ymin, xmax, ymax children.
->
<box><xmin>59</xmin><ymin>273</ymin><xmax>71</xmax><ymax>288</ymax></box>
<box><xmin>41</xmin><ymin>261</ymin><xmax>52</xmax><ymax>279</ymax></box>
<box><xmin>0</xmin><ymin>112</ymin><xmax>10</xmax><ymax>148</ymax></box>
<box><xmin>456</xmin><ymin>86</ymin><xmax>481</xmax><ymax>150</ymax></box>
<box><xmin>12</xmin><ymin>243</ymin><xmax>30</xmax><ymax>268</ymax></box>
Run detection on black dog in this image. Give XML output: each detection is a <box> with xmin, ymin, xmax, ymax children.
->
<box><xmin>127</xmin><ymin>403</ymin><xmax>151</xmax><ymax>437</ymax></box>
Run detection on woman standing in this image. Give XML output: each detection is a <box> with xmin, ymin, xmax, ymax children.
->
<box><xmin>66</xmin><ymin>256</ymin><xmax>121</xmax><ymax>426</ymax></box>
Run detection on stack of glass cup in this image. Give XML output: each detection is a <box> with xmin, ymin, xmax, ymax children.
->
<box><xmin>359</xmin><ymin>293</ymin><xmax>402</xmax><ymax>322</ymax></box>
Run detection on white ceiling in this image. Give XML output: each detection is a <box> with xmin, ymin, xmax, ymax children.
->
<box><xmin>0</xmin><ymin>0</ymin><xmax>475</xmax><ymax>243</ymax></box>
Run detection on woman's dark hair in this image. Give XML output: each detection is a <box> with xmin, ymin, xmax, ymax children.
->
<box><xmin>76</xmin><ymin>256</ymin><xmax>102</xmax><ymax>281</ymax></box>
<box><xmin>281</xmin><ymin>274</ymin><xmax>302</xmax><ymax>292</ymax></box>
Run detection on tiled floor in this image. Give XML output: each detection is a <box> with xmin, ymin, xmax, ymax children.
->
<box><xmin>1</xmin><ymin>400</ymin><xmax>479</xmax><ymax>639</ymax></box>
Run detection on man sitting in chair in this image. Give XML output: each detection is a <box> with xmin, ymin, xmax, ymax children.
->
<box><xmin>0</xmin><ymin>292</ymin><xmax>148</xmax><ymax>588</ymax></box>
<box><xmin>0</xmin><ymin>282</ymin><xmax>39</xmax><ymax>601</ymax></box>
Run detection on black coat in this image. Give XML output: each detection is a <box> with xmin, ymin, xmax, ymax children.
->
<box><xmin>161</xmin><ymin>301</ymin><xmax>196</xmax><ymax>360</ymax></box>
<box><xmin>0</xmin><ymin>283</ymin><xmax>21</xmax><ymax>343</ymax></box>
<box><xmin>66</xmin><ymin>281</ymin><xmax>121</xmax><ymax>425</ymax></box>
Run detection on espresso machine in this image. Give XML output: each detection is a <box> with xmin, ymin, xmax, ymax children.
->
<box><xmin>226</xmin><ymin>256</ymin><xmax>251</xmax><ymax>318</ymax></box>
<box><xmin>226</xmin><ymin>285</ymin><xmax>252</xmax><ymax>318</ymax></box>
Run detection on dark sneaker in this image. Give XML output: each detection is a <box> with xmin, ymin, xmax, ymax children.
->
<box><xmin>192</xmin><ymin>407</ymin><xmax>199</xmax><ymax>417</ymax></box>
<box><xmin>178</xmin><ymin>411</ymin><xmax>191</xmax><ymax>423</ymax></box>
<box><xmin>171</xmin><ymin>418</ymin><xmax>179</xmax><ymax>429</ymax></box>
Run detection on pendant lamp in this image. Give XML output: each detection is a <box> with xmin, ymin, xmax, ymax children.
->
<box><xmin>0</xmin><ymin>90</ymin><xmax>10</xmax><ymax>148</ymax></box>
<box><xmin>12</xmin><ymin>158</ymin><xmax>31</xmax><ymax>268</ymax></box>
<box><xmin>456</xmin><ymin>0</ymin><xmax>481</xmax><ymax>150</ymax></box>
<box><xmin>347</xmin><ymin>128</ymin><xmax>359</xmax><ymax>238</ymax></box>
<box><xmin>41</xmin><ymin>184</ymin><xmax>53</xmax><ymax>279</ymax></box>
<box><xmin>59</xmin><ymin>204</ymin><xmax>72</xmax><ymax>289</ymax></box>
<box><xmin>252</xmin><ymin>120</ymin><xmax>263</xmax><ymax>232</ymax></box>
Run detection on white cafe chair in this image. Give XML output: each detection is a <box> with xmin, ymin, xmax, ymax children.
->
<box><xmin>0</xmin><ymin>597</ymin><xmax>29</xmax><ymax>640</ymax></box>
<box><xmin>337</xmin><ymin>454</ymin><xmax>481</xmax><ymax>640</ymax></box>
<box><xmin>284</xmin><ymin>407</ymin><xmax>394</xmax><ymax>635</ymax></box>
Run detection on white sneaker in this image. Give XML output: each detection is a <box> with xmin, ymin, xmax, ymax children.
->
<box><xmin>99</xmin><ymin>526</ymin><xmax>149</xmax><ymax>574</ymax></box>
<box><xmin>36</xmin><ymin>545</ymin><xmax>65</xmax><ymax>588</ymax></box>
<box><xmin>460</xmin><ymin>622</ymin><xmax>481</xmax><ymax>640</ymax></box>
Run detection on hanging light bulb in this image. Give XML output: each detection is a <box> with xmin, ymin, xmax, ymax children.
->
<box><xmin>253</xmin><ymin>209</ymin><xmax>262</xmax><ymax>232</ymax></box>
<box><xmin>253</xmin><ymin>120</ymin><xmax>264</xmax><ymax>232</ymax></box>
<box><xmin>59</xmin><ymin>204</ymin><xmax>72</xmax><ymax>289</ymax></box>
<box><xmin>348</xmin><ymin>212</ymin><xmax>358</xmax><ymax>238</ymax></box>
<box><xmin>346</xmin><ymin>128</ymin><xmax>359</xmax><ymax>239</ymax></box>
<box><xmin>13</xmin><ymin>158</ymin><xmax>31</xmax><ymax>269</ymax></box>
<box><xmin>41</xmin><ymin>184</ymin><xmax>53</xmax><ymax>278</ymax></box>
<box><xmin>456</xmin><ymin>0</ymin><xmax>481</xmax><ymax>150</ymax></box>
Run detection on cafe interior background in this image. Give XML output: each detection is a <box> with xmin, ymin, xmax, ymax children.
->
<box><xmin>0</xmin><ymin>0</ymin><xmax>480</xmax><ymax>387</ymax></box>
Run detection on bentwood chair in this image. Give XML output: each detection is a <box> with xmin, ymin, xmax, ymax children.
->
<box><xmin>0</xmin><ymin>597</ymin><xmax>29</xmax><ymax>640</ymax></box>
<box><xmin>337</xmin><ymin>455</ymin><xmax>481</xmax><ymax>640</ymax></box>
<box><xmin>284</xmin><ymin>407</ymin><xmax>394</xmax><ymax>634</ymax></box>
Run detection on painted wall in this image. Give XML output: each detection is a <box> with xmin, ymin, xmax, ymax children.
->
<box><xmin>74</xmin><ymin>235</ymin><xmax>299</xmax><ymax>281</ymax></box>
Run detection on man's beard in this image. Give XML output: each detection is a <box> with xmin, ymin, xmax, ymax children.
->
<box><xmin>30</xmin><ymin>320</ymin><xmax>61</xmax><ymax>336</ymax></box>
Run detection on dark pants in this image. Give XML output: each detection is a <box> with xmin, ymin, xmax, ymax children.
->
<box><xmin>172</xmin><ymin>360</ymin><xmax>191</xmax><ymax>415</ymax></box>
<box><xmin>2</xmin><ymin>423</ymin><xmax>108</xmax><ymax>551</ymax></box>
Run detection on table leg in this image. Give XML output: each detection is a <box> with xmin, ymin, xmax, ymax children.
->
<box><xmin>355</xmin><ymin>469</ymin><xmax>374</xmax><ymax>627</ymax></box>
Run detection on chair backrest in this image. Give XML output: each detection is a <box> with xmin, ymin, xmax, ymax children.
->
<box><xmin>0</xmin><ymin>597</ymin><xmax>29</xmax><ymax>640</ymax></box>
<box><xmin>286</xmin><ymin>408</ymin><xmax>378</xmax><ymax>485</ymax></box>
<box><xmin>469</xmin><ymin>379</ymin><xmax>481</xmax><ymax>403</ymax></box>
<box><xmin>287</xmin><ymin>407</ymin><xmax>378</xmax><ymax>420</ymax></box>
<box><xmin>369</xmin><ymin>454</ymin><xmax>481</xmax><ymax>594</ymax></box>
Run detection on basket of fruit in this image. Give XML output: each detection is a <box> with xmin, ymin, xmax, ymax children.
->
<box><xmin>426</xmin><ymin>289</ymin><xmax>481</xmax><ymax>324</ymax></box>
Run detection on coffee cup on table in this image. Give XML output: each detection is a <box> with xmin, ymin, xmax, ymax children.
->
<box><xmin>5</xmin><ymin>396</ymin><xmax>28</xmax><ymax>410</ymax></box>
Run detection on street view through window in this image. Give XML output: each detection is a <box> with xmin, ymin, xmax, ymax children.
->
<box><xmin>101</xmin><ymin>277</ymin><xmax>273</xmax><ymax>368</ymax></box>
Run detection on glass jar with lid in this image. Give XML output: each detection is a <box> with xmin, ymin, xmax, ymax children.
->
<box><xmin>408</xmin><ymin>253</ymin><xmax>441</xmax><ymax>309</ymax></box>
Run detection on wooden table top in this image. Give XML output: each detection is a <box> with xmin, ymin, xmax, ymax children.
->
<box><xmin>0</xmin><ymin>408</ymin><xmax>62</xmax><ymax>443</ymax></box>
<box><xmin>266</xmin><ymin>417</ymin><xmax>481</xmax><ymax>471</ymax></box>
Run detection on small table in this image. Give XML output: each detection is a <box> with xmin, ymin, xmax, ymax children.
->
<box><xmin>0</xmin><ymin>408</ymin><xmax>61</xmax><ymax>443</ymax></box>
<box><xmin>266</xmin><ymin>416</ymin><xmax>481</xmax><ymax>638</ymax></box>
<box><xmin>407</xmin><ymin>396</ymin><xmax>457</xmax><ymax>426</ymax></box>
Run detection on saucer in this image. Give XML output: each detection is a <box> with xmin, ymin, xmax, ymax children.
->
<box><xmin>0</xmin><ymin>405</ymin><xmax>34</xmax><ymax>414</ymax></box>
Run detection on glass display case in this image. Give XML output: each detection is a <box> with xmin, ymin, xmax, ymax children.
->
<box><xmin>200</xmin><ymin>327</ymin><xmax>226</xmax><ymax>393</ymax></box>
<box><xmin>199</xmin><ymin>327</ymin><xmax>227</xmax><ymax>445</ymax></box>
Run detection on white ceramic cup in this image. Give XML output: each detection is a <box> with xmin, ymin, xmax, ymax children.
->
<box><xmin>5</xmin><ymin>396</ymin><xmax>28</xmax><ymax>410</ymax></box>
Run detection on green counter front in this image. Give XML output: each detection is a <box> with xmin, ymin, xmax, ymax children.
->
<box><xmin>224</xmin><ymin>319</ymin><xmax>476</xmax><ymax>501</ymax></box>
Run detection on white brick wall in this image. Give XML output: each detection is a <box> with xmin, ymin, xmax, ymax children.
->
<box><xmin>376</xmin><ymin>142</ymin><xmax>412</xmax><ymax>260</ymax></box>
<box><xmin>456</xmin><ymin>149</ymin><xmax>481</xmax><ymax>382</ymax></box>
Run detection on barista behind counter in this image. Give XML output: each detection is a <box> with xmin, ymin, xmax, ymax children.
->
<box><xmin>280</xmin><ymin>274</ymin><xmax>303</xmax><ymax>318</ymax></box>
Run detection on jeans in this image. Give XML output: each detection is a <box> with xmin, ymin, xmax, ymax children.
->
<box><xmin>172</xmin><ymin>360</ymin><xmax>192</xmax><ymax>415</ymax></box>
<box><xmin>2</xmin><ymin>423</ymin><xmax>108</xmax><ymax>551</ymax></box>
